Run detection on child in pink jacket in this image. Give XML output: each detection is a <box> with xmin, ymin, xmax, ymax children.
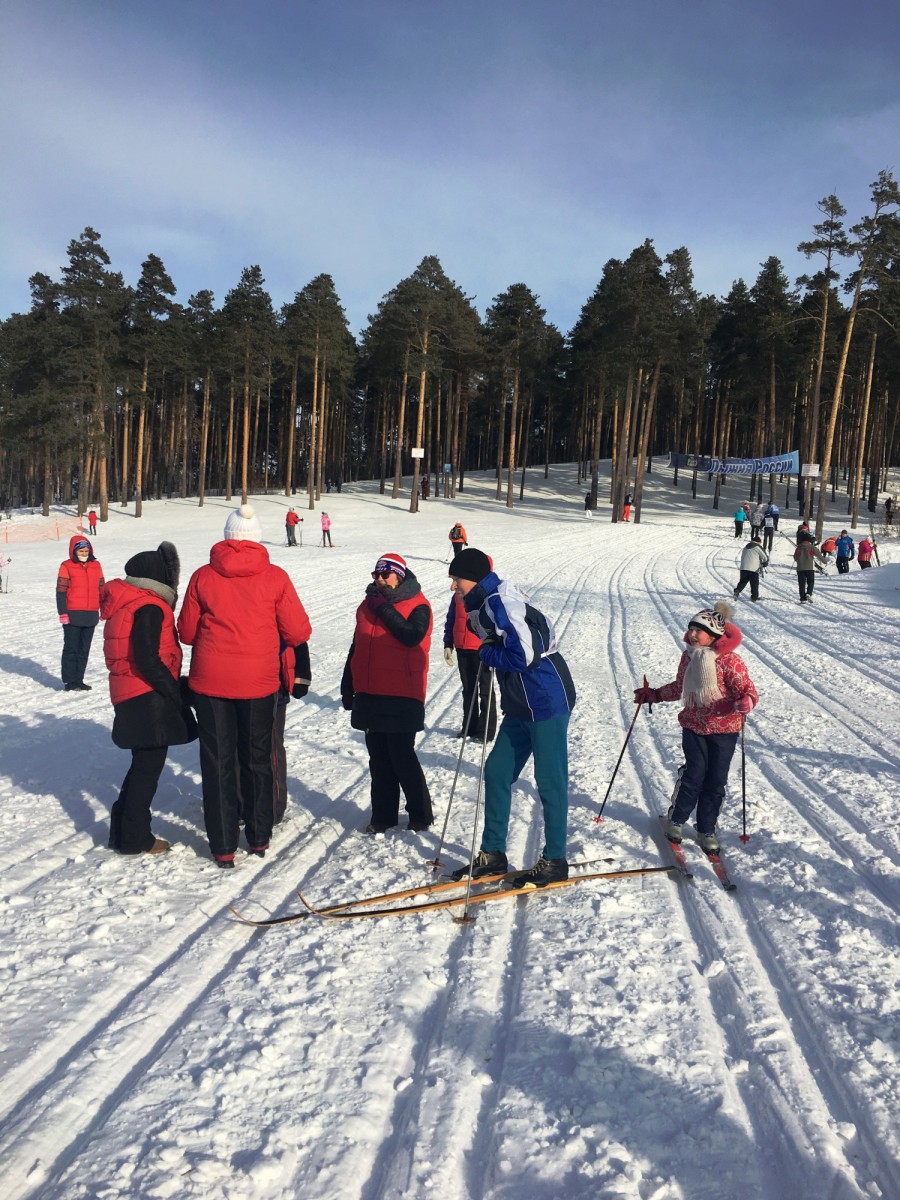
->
<box><xmin>634</xmin><ymin>601</ymin><xmax>757</xmax><ymax>852</ymax></box>
<box><xmin>321</xmin><ymin>512</ymin><xmax>333</xmax><ymax>547</ymax></box>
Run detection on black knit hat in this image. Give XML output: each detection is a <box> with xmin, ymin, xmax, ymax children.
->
<box><xmin>449</xmin><ymin>547</ymin><xmax>492</xmax><ymax>583</ymax></box>
<box><xmin>125</xmin><ymin>541</ymin><xmax>180</xmax><ymax>590</ymax></box>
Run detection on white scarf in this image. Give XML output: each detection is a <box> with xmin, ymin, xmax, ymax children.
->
<box><xmin>682</xmin><ymin>645</ymin><xmax>723</xmax><ymax>708</ymax></box>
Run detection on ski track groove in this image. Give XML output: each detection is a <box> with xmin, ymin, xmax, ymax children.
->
<box><xmin>623</xmin><ymin>535</ymin><xmax>893</xmax><ymax>1198</ymax></box>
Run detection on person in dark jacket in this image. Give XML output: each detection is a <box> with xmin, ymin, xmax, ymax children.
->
<box><xmin>177</xmin><ymin>505</ymin><xmax>313</xmax><ymax>867</ymax></box>
<box><xmin>447</xmin><ymin>548</ymin><xmax>577</xmax><ymax>889</ymax></box>
<box><xmin>443</xmin><ymin>589</ymin><xmax>497</xmax><ymax>742</ymax></box>
<box><xmin>794</xmin><ymin>532</ymin><xmax>825</xmax><ymax>602</ymax></box>
<box><xmin>341</xmin><ymin>552</ymin><xmax>434</xmax><ymax>833</ymax></box>
<box><xmin>57</xmin><ymin>535</ymin><xmax>105</xmax><ymax>691</ymax></box>
<box><xmin>101</xmin><ymin>542</ymin><xmax>197</xmax><ymax>855</ymax></box>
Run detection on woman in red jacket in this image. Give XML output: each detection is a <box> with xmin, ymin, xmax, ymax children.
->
<box><xmin>177</xmin><ymin>505</ymin><xmax>312</xmax><ymax>867</ymax></box>
<box><xmin>56</xmin><ymin>535</ymin><xmax>104</xmax><ymax>691</ymax></box>
<box><xmin>102</xmin><ymin>541</ymin><xmax>197</xmax><ymax>855</ymax></box>
<box><xmin>341</xmin><ymin>552</ymin><xmax>434</xmax><ymax>833</ymax></box>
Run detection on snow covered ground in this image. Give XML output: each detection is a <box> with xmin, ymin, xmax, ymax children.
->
<box><xmin>1</xmin><ymin>462</ymin><xmax>898</xmax><ymax>1200</ymax></box>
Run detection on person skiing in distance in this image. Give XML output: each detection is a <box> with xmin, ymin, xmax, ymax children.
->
<box><xmin>623</xmin><ymin>491</ymin><xmax>633</xmax><ymax>521</ymax></box>
<box><xmin>857</xmin><ymin>536</ymin><xmax>875</xmax><ymax>569</ymax></box>
<box><xmin>793</xmin><ymin>531</ymin><xmax>825</xmax><ymax>602</ymax></box>
<box><xmin>762</xmin><ymin>511</ymin><xmax>775</xmax><ymax>553</ymax></box>
<box><xmin>341</xmin><ymin>553</ymin><xmax>434</xmax><ymax>834</ymax></box>
<box><xmin>749</xmin><ymin>502</ymin><xmax>765</xmax><ymax>539</ymax></box>
<box><xmin>885</xmin><ymin>496</ymin><xmax>894</xmax><ymax>525</ymax></box>
<box><xmin>443</xmin><ymin>568</ymin><xmax>498</xmax><ymax>743</ymax></box>
<box><xmin>57</xmin><ymin>535</ymin><xmax>104</xmax><ymax>691</ymax></box>
<box><xmin>321</xmin><ymin>511</ymin><xmax>333</xmax><ymax>547</ymax></box>
<box><xmin>583</xmin><ymin>491</ymin><xmax>594</xmax><ymax>518</ymax></box>
<box><xmin>449</xmin><ymin>521</ymin><xmax>468</xmax><ymax>556</ymax></box>
<box><xmin>834</xmin><ymin>530</ymin><xmax>855</xmax><ymax>574</ymax></box>
<box><xmin>285</xmin><ymin>508</ymin><xmax>301</xmax><ymax>547</ymax></box>
<box><xmin>177</xmin><ymin>504</ymin><xmax>313</xmax><ymax>867</ymax></box>
<box><xmin>733</xmin><ymin>535</ymin><xmax>768</xmax><ymax>602</ymax></box>
<box><xmin>765</xmin><ymin>501</ymin><xmax>780</xmax><ymax>530</ymax></box>
<box><xmin>633</xmin><ymin>601</ymin><xmax>757</xmax><ymax>853</ymax></box>
<box><xmin>88</xmin><ymin>509</ymin><xmax>98</xmax><ymax>536</ymax></box>
<box><xmin>421</xmin><ymin>476</ymin><xmax>429</xmax><ymax>501</ymax></box>
<box><xmin>795</xmin><ymin>519</ymin><xmax>811</xmax><ymax>541</ymax></box>
<box><xmin>447</xmin><ymin>548</ymin><xmax>577</xmax><ymax>889</ymax></box>
<box><xmin>732</xmin><ymin>505</ymin><xmax>748</xmax><ymax>538</ymax></box>
<box><xmin>101</xmin><ymin>541</ymin><xmax>198</xmax><ymax>856</ymax></box>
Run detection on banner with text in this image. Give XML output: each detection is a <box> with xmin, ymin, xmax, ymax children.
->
<box><xmin>667</xmin><ymin>450</ymin><xmax>799</xmax><ymax>476</ymax></box>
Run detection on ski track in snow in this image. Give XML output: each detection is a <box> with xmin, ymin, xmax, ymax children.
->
<box><xmin>0</xmin><ymin>466</ymin><xmax>898</xmax><ymax>1200</ymax></box>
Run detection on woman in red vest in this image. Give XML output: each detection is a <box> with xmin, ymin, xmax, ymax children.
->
<box><xmin>341</xmin><ymin>552</ymin><xmax>434</xmax><ymax>833</ymax></box>
<box><xmin>57</xmin><ymin>535</ymin><xmax>104</xmax><ymax>690</ymax></box>
<box><xmin>101</xmin><ymin>542</ymin><xmax>197</xmax><ymax>855</ymax></box>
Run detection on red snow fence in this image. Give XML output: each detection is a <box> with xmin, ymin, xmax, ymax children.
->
<box><xmin>1</xmin><ymin>513</ymin><xmax>83</xmax><ymax>543</ymax></box>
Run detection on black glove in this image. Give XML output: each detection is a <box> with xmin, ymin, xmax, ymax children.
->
<box><xmin>179</xmin><ymin>677</ymin><xmax>195</xmax><ymax>707</ymax></box>
<box><xmin>341</xmin><ymin>693</ymin><xmax>353</xmax><ymax>711</ymax></box>
<box><xmin>292</xmin><ymin>682</ymin><xmax>310</xmax><ymax>700</ymax></box>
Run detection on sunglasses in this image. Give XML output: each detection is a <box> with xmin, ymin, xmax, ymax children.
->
<box><xmin>372</xmin><ymin>569</ymin><xmax>393</xmax><ymax>580</ymax></box>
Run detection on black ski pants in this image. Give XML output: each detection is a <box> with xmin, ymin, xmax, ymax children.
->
<box><xmin>364</xmin><ymin>730</ymin><xmax>433</xmax><ymax>828</ymax></box>
<box><xmin>670</xmin><ymin>728</ymin><xmax>738</xmax><ymax>835</ymax></box>
<box><xmin>194</xmin><ymin>692</ymin><xmax>278</xmax><ymax>858</ymax></box>
<box><xmin>836</xmin><ymin>556</ymin><xmax>851</xmax><ymax>574</ymax></box>
<box><xmin>797</xmin><ymin>569</ymin><xmax>815</xmax><ymax>600</ymax></box>
<box><xmin>61</xmin><ymin>623</ymin><xmax>95</xmax><ymax>685</ymax></box>
<box><xmin>734</xmin><ymin>569</ymin><xmax>760</xmax><ymax>600</ymax></box>
<box><xmin>109</xmin><ymin>746</ymin><xmax>168</xmax><ymax>853</ymax></box>
<box><xmin>456</xmin><ymin>649</ymin><xmax>497</xmax><ymax>740</ymax></box>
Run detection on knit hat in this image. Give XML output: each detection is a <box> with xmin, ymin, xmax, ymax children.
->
<box><xmin>224</xmin><ymin>504</ymin><xmax>263</xmax><ymax>542</ymax></box>
<box><xmin>688</xmin><ymin>600</ymin><xmax>734</xmax><ymax>639</ymax></box>
<box><xmin>125</xmin><ymin>542</ymin><xmax>180</xmax><ymax>590</ymax></box>
<box><xmin>73</xmin><ymin>539</ymin><xmax>90</xmax><ymax>553</ymax></box>
<box><xmin>374</xmin><ymin>552</ymin><xmax>407</xmax><ymax>580</ymax></box>
<box><xmin>449</xmin><ymin>547</ymin><xmax>492</xmax><ymax>583</ymax></box>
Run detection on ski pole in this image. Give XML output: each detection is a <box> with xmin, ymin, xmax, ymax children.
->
<box><xmin>739</xmin><ymin>715</ymin><xmax>749</xmax><ymax>843</ymax></box>
<box><xmin>429</xmin><ymin>662</ymin><xmax>486</xmax><ymax>870</ymax></box>
<box><xmin>454</xmin><ymin>676</ymin><xmax>495</xmax><ymax>925</ymax></box>
<box><xmin>594</xmin><ymin>677</ymin><xmax>647</xmax><ymax>823</ymax></box>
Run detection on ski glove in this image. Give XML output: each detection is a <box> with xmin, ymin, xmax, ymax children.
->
<box><xmin>292</xmin><ymin>681</ymin><xmax>310</xmax><ymax>700</ymax></box>
<box><xmin>733</xmin><ymin>695</ymin><xmax>754</xmax><ymax>714</ymax></box>
<box><xmin>633</xmin><ymin>684</ymin><xmax>658</xmax><ymax>708</ymax></box>
<box><xmin>366</xmin><ymin>590</ymin><xmax>388</xmax><ymax>613</ymax></box>
<box><xmin>443</xmin><ymin>647</ymin><xmax>454</xmax><ymax>666</ymax></box>
<box><xmin>341</xmin><ymin>693</ymin><xmax>353</xmax><ymax>711</ymax></box>
<box><xmin>59</xmin><ymin>613</ymin><xmax>70</xmax><ymax>625</ymax></box>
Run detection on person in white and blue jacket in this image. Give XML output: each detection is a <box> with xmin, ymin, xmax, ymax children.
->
<box><xmin>447</xmin><ymin>548</ymin><xmax>577</xmax><ymax>889</ymax></box>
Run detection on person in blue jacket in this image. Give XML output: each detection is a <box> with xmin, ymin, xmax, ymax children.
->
<box><xmin>446</xmin><ymin>548</ymin><xmax>577</xmax><ymax>888</ymax></box>
<box><xmin>835</xmin><ymin>530</ymin><xmax>855</xmax><ymax>574</ymax></box>
<box><xmin>765</xmin><ymin>501</ymin><xmax>780</xmax><ymax>530</ymax></box>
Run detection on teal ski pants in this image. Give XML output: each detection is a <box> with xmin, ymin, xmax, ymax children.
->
<box><xmin>481</xmin><ymin>713</ymin><xmax>570</xmax><ymax>860</ymax></box>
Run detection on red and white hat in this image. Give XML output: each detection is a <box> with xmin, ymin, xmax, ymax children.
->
<box><xmin>374</xmin><ymin>552</ymin><xmax>407</xmax><ymax>580</ymax></box>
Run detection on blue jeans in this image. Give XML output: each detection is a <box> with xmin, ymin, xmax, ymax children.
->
<box><xmin>671</xmin><ymin>728</ymin><xmax>739</xmax><ymax>834</ymax></box>
<box><xmin>481</xmin><ymin>713</ymin><xmax>569</xmax><ymax>860</ymax></box>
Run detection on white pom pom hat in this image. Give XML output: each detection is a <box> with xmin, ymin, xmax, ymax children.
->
<box><xmin>224</xmin><ymin>503</ymin><xmax>263</xmax><ymax>542</ymax></box>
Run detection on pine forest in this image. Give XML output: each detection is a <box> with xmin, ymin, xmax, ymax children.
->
<box><xmin>2</xmin><ymin>171</ymin><xmax>899</xmax><ymax>542</ymax></box>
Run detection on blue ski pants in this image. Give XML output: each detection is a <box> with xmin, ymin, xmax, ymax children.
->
<box><xmin>671</xmin><ymin>727</ymin><xmax>739</xmax><ymax>835</ymax></box>
<box><xmin>481</xmin><ymin>713</ymin><xmax>569</xmax><ymax>860</ymax></box>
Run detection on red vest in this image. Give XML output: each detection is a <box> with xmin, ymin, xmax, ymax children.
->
<box><xmin>451</xmin><ymin>594</ymin><xmax>481</xmax><ymax>650</ymax></box>
<box><xmin>104</xmin><ymin>584</ymin><xmax>182</xmax><ymax>705</ymax></box>
<box><xmin>58</xmin><ymin>558</ymin><xmax>104</xmax><ymax>613</ymax></box>
<box><xmin>351</xmin><ymin>593</ymin><xmax>431</xmax><ymax>701</ymax></box>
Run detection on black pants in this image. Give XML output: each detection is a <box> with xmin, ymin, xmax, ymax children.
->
<box><xmin>798</xmin><ymin>570</ymin><xmax>815</xmax><ymax>600</ymax></box>
<box><xmin>89</xmin><ymin>522</ymin><xmax>97</xmax><ymax>535</ymax></box>
<box><xmin>836</xmin><ymin>557</ymin><xmax>851</xmax><ymax>574</ymax></box>
<box><xmin>109</xmin><ymin>746</ymin><xmax>168</xmax><ymax>853</ymax></box>
<box><xmin>364</xmin><ymin>730</ymin><xmax>433</xmax><ymax>828</ymax></box>
<box><xmin>859</xmin><ymin>560</ymin><xmax>871</xmax><ymax>569</ymax></box>
<box><xmin>61</xmin><ymin>623</ymin><xmax>95</xmax><ymax>685</ymax></box>
<box><xmin>762</xmin><ymin>528</ymin><xmax>774</xmax><ymax>552</ymax></box>
<box><xmin>734</xmin><ymin>522</ymin><xmax>744</xmax><ymax>538</ymax></box>
<box><xmin>734</xmin><ymin>569</ymin><xmax>760</xmax><ymax>600</ymax></box>
<box><xmin>457</xmin><ymin>649</ymin><xmax>497</xmax><ymax>739</ymax></box>
<box><xmin>322</xmin><ymin>530</ymin><xmax>332</xmax><ymax>546</ymax></box>
<box><xmin>272</xmin><ymin>700</ymin><xmax>288</xmax><ymax>823</ymax></box>
<box><xmin>194</xmin><ymin>693</ymin><xmax>278</xmax><ymax>858</ymax></box>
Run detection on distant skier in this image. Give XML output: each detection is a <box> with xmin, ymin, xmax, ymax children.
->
<box><xmin>732</xmin><ymin>505</ymin><xmax>748</xmax><ymax>538</ymax></box>
<box><xmin>834</xmin><ymin>530</ymin><xmax>855</xmax><ymax>574</ymax></box>
<box><xmin>794</xmin><ymin>531</ymin><xmax>825</xmax><ymax>602</ymax></box>
<box><xmin>421</xmin><ymin>477</ymin><xmax>429</xmax><ymax>501</ymax></box>
<box><xmin>448</xmin><ymin>521</ymin><xmax>467</xmax><ymax>557</ymax></box>
<box><xmin>623</xmin><ymin>491</ymin><xmax>633</xmax><ymax>521</ymax></box>
<box><xmin>285</xmin><ymin>508</ymin><xmax>302</xmax><ymax>546</ymax></box>
<box><xmin>633</xmin><ymin>601</ymin><xmax>757</xmax><ymax>853</ymax></box>
<box><xmin>321</xmin><ymin>512</ymin><xmax>333</xmax><ymax>547</ymax></box>
<box><xmin>885</xmin><ymin>496</ymin><xmax>894</xmax><ymax>525</ymax></box>
<box><xmin>749</xmin><ymin>502</ymin><xmax>765</xmax><ymax>539</ymax></box>
<box><xmin>584</xmin><ymin>491</ymin><xmax>594</xmax><ymax>518</ymax></box>
<box><xmin>88</xmin><ymin>509</ymin><xmax>98</xmax><ymax>536</ymax></box>
<box><xmin>765</xmin><ymin>501</ymin><xmax>780</xmax><ymax>530</ymax></box>
<box><xmin>820</xmin><ymin>535</ymin><xmax>837</xmax><ymax>562</ymax></box>
<box><xmin>762</xmin><ymin>512</ymin><xmax>775</xmax><ymax>553</ymax></box>
<box><xmin>733</xmin><ymin>536</ymin><xmax>768</xmax><ymax>602</ymax></box>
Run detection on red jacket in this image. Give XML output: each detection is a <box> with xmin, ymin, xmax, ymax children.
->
<box><xmin>57</xmin><ymin>536</ymin><xmax>104</xmax><ymax>623</ymax></box>
<box><xmin>286</xmin><ymin>511</ymin><xmax>301</xmax><ymax>527</ymax></box>
<box><xmin>449</xmin><ymin>523</ymin><xmax>467</xmax><ymax>545</ymax></box>
<box><xmin>177</xmin><ymin>540</ymin><xmax>312</xmax><ymax>699</ymax></box>
<box><xmin>656</xmin><ymin>623</ymin><xmax>758</xmax><ymax>735</ymax></box>
<box><xmin>444</xmin><ymin>594</ymin><xmax>481</xmax><ymax>651</ymax></box>
<box><xmin>102</xmin><ymin>580</ymin><xmax>182</xmax><ymax>705</ymax></box>
<box><xmin>351</xmin><ymin>590</ymin><xmax>431</xmax><ymax>701</ymax></box>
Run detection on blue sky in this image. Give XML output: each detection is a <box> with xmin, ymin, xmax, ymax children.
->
<box><xmin>1</xmin><ymin>0</ymin><xmax>897</xmax><ymax>337</ymax></box>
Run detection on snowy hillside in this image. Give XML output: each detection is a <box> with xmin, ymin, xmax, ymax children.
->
<box><xmin>1</xmin><ymin>463</ymin><xmax>898</xmax><ymax>1200</ymax></box>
